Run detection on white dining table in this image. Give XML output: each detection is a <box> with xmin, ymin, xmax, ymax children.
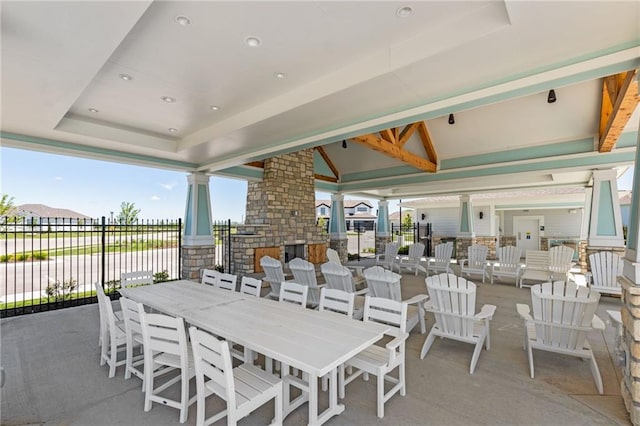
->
<box><xmin>120</xmin><ymin>280</ymin><xmax>390</xmax><ymax>426</ymax></box>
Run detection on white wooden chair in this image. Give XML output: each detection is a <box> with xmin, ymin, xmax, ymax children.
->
<box><xmin>216</xmin><ymin>273</ymin><xmax>237</xmax><ymax>291</ymax></box>
<box><xmin>426</xmin><ymin>242</ymin><xmax>454</xmax><ymax>276</ymax></box>
<box><xmin>288</xmin><ymin>257</ymin><xmax>325</xmax><ymax>307</ymax></box>
<box><xmin>339</xmin><ymin>296</ymin><xmax>409</xmax><ymax>418</ymax></box>
<box><xmin>140</xmin><ymin>311</ymin><xmax>196</xmax><ymax>423</ymax></box>
<box><xmin>375</xmin><ymin>241</ymin><xmax>400</xmax><ymax>271</ymax></box>
<box><xmin>95</xmin><ymin>282</ymin><xmax>122</xmax><ymax>348</ymax></box>
<box><xmin>201</xmin><ymin>269</ymin><xmax>219</xmax><ymax>286</ymax></box>
<box><xmin>98</xmin><ymin>293</ymin><xmax>130</xmax><ymax>378</ymax></box>
<box><xmin>239</xmin><ymin>276</ymin><xmax>262</xmax><ymax>297</ymax></box>
<box><xmin>326</xmin><ymin>247</ymin><xmax>366</xmax><ymax>288</ymax></box>
<box><xmin>321</xmin><ymin>262</ymin><xmax>367</xmax><ymax>318</ymax></box>
<box><xmin>119</xmin><ymin>297</ymin><xmax>145</xmax><ymax>388</ymax></box>
<box><xmin>491</xmin><ymin>246</ymin><xmax>522</xmax><ymax>285</ymax></box>
<box><xmin>189</xmin><ymin>326</ymin><xmax>283</xmax><ymax>426</ymax></box>
<box><xmin>420</xmin><ymin>273</ymin><xmax>496</xmax><ymax>374</ymax></box>
<box><xmin>318</xmin><ymin>287</ymin><xmax>355</xmax><ymax>317</ymax></box>
<box><xmin>397</xmin><ymin>243</ymin><xmax>427</xmax><ymax>276</ymax></box>
<box><xmin>363</xmin><ymin>266</ymin><xmax>428</xmax><ymax>334</ymax></box>
<box><xmin>459</xmin><ymin>244</ymin><xmax>489</xmax><ymax>283</ymax></box>
<box><xmin>121</xmin><ymin>270</ymin><xmax>154</xmax><ymax>288</ymax></box>
<box><xmin>260</xmin><ymin>256</ymin><xmax>292</xmax><ymax>299</ymax></box>
<box><xmin>519</xmin><ymin>250</ymin><xmax>550</xmax><ymax>288</ymax></box>
<box><xmin>278</xmin><ymin>281</ymin><xmax>308</xmax><ymax>307</ymax></box>
<box><xmin>548</xmin><ymin>245</ymin><xmax>575</xmax><ymax>281</ymax></box>
<box><xmin>586</xmin><ymin>251</ymin><xmax>624</xmax><ymax>295</ymax></box>
<box><xmin>516</xmin><ymin>281</ymin><xmax>605</xmax><ymax>394</ymax></box>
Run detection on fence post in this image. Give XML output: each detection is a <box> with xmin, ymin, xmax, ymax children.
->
<box><xmin>227</xmin><ymin>219</ymin><xmax>232</xmax><ymax>274</ymax></box>
<box><xmin>178</xmin><ymin>218</ymin><xmax>182</xmax><ymax>279</ymax></box>
<box><xmin>101</xmin><ymin>216</ymin><xmax>106</xmax><ymax>291</ymax></box>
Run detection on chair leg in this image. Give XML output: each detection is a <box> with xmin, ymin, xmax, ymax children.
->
<box><xmin>470</xmin><ymin>336</ymin><xmax>485</xmax><ymax>374</ymax></box>
<box><xmin>108</xmin><ymin>340</ymin><xmax>117</xmax><ymax>378</ymax></box>
<box><xmin>527</xmin><ymin>342</ymin><xmax>535</xmax><ymax>379</ymax></box>
<box><xmin>399</xmin><ymin>361</ymin><xmax>406</xmax><ymax>397</ymax></box>
<box><xmin>338</xmin><ymin>364</ymin><xmax>345</xmax><ymax>399</ymax></box>
<box><xmin>484</xmin><ymin>319</ymin><xmax>491</xmax><ymax>350</ymax></box>
<box><xmin>419</xmin><ymin>331</ymin><xmax>437</xmax><ymax>359</ymax></box>
<box><xmin>272</xmin><ymin>385</ymin><xmax>283</xmax><ymax>425</ymax></box>
<box><xmin>124</xmin><ymin>339</ymin><xmax>132</xmax><ymax>380</ymax></box>
<box><xmin>179</xmin><ymin>369</ymin><xmax>189</xmax><ymax>423</ymax></box>
<box><xmin>418</xmin><ymin>304</ymin><xmax>426</xmax><ymax>334</ymax></box>
<box><xmin>589</xmin><ymin>354</ymin><xmax>604</xmax><ymax>394</ymax></box>
<box><xmin>376</xmin><ymin>370</ymin><xmax>385</xmax><ymax>419</ymax></box>
<box><xmin>144</xmin><ymin>361</ymin><xmax>153</xmax><ymax>412</ymax></box>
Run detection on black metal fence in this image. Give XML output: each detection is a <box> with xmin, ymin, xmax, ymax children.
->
<box><xmin>213</xmin><ymin>220</ymin><xmax>233</xmax><ymax>273</ymax></box>
<box><xmin>1</xmin><ymin>216</ymin><xmax>181</xmax><ymax>317</ymax></box>
<box><xmin>391</xmin><ymin>222</ymin><xmax>433</xmax><ymax>256</ymax></box>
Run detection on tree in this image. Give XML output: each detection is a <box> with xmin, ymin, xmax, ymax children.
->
<box><xmin>402</xmin><ymin>212</ymin><xmax>413</xmax><ymax>231</ymax></box>
<box><xmin>0</xmin><ymin>194</ymin><xmax>15</xmax><ymax>216</ymax></box>
<box><xmin>117</xmin><ymin>201</ymin><xmax>140</xmax><ymax>225</ymax></box>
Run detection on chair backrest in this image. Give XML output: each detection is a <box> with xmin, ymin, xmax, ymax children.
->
<box><xmin>239</xmin><ymin>276</ymin><xmax>262</xmax><ymax>297</ymax></box>
<box><xmin>433</xmin><ymin>242</ymin><xmax>454</xmax><ymax>265</ymax></box>
<box><xmin>467</xmin><ymin>245</ymin><xmax>488</xmax><ymax>267</ymax></box>
<box><xmin>589</xmin><ymin>251</ymin><xmax>624</xmax><ymax>290</ymax></box>
<box><xmin>99</xmin><ymin>293</ymin><xmax>119</xmax><ymax>341</ymax></box>
<box><xmin>383</xmin><ymin>242</ymin><xmax>400</xmax><ymax>259</ymax></box>
<box><xmin>525</xmin><ymin>250</ymin><xmax>549</xmax><ymax>270</ymax></box>
<box><xmin>426</xmin><ymin>273</ymin><xmax>478</xmax><ymax>339</ymax></box>
<box><xmin>363</xmin><ymin>296</ymin><xmax>407</xmax><ymax>335</ymax></box>
<box><xmin>406</xmin><ymin>243</ymin><xmax>425</xmax><ymax>260</ymax></box>
<box><xmin>319</xmin><ymin>288</ymin><xmax>355</xmax><ymax>317</ymax></box>
<box><xmin>326</xmin><ymin>248</ymin><xmax>342</xmax><ymax>265</ymax></box>
<box><xmin>529</xmin><ymin>281</ymin><xmax>600</xmax><ymax>349</ymax></box>
<box><xmin>139</xmin><ymin>311</ymin><xmax>189</xmax><ymax>369</ymax></box>
<box><xmin>321</xmin><ymin>262</ymin><xmax>355</xmax><ymax>292</ymax></box>
<box><xmin>549</xmin><ymin>245</ymin><xmax>574</xmax><ymax>274</ymax></box>
<box><xmin>189</xmin><ymin>327</ymin><xmax>236</xmax><ymax>409</ymax></box>
<box><xmin>279</xmin><ymin>281</ymin><xmax>308</xmax><ymax>306</ymax></box>
<box><xmin>121</xmin><ymin>270</ymin><xmax>153</xmax><ymax>288</ymax></box>
<box><xmin>201</xmin><ymin>268</ymin><xmax>220</xmax><ymax>286</ymax></box>
<box><xmin>289</xmin><ymin>257</ymin><xmax>320</xmax><ymax>305</ymax></box>
<box><xmin>497</xmin><ymin>246</ymin><xmax>522</xmax><ymax>270</ymax></box>
<box><xmin>216</xmin><ymin>273</ymin><xmax>237</xmax><ymax>291</ymax></box>
<box><xmin>363</xmin><ymin>266</ymin><xmax>402</xmax><ymax>301</ymax></box>
<box><xmin>260</xmin><ymin>256</ymin><xmax>286</xmax><ymax>283</ymax></box>
<box><xmin>95</xmin><ymin>282</ymin><xmax>108</xmax><ymax>342</ymax></box>
<box><xmin>119</xmin><ymin>296</ymin><xmax>144</xmax><ymax>338</ymax></box>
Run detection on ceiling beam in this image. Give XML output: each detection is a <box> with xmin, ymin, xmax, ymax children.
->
<box><xmin>417</xmin><ymin>121</ymin><xmax>438</xmax><ymax>164</ymax></box>
<box><xmin>352</xmin><ymin>134</ymin><xmax>437</xmax><ymax>173</ymax></box>
<box><xmin>599</xmin><ymin>70</ymin><xmax>639</xmax><ymax>153</ymax></box>
<box><xmin>397</xmin><ymin>122</ymin><xmax>421</xmax><ymax>148</ymax></box>
<box><xmin>380</xmin><ymin>129</ymin><xmax>396</xmax><ymax>144</ymax></box>
<box><xmin>314</xmin><ymin>146</ymin><xmax>340</xmax><ymax>180</ymax></box>
<box><xmin>245</xmin><ymin>161</ymin><xmax>265</xmax><ymax>168</ymax></box>
<box><xmin>314</xmin><ymin>174</ymin><xmax>338</xmax><ymax>183</ymax></box>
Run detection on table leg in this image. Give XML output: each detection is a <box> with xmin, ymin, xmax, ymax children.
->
<box><xmin>309</xmin><ymin>368</ymin><xmax>345</xmax><ymax>426</ymax></box>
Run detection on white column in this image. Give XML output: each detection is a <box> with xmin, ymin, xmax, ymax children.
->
<box><xmin>183</xmin><ymin>172</ymin><xmax>214</xmax><ymax>246</ymax></box>
<box><xmin>588</xmin><ymin>169</ymin><xmax>625</xmax><ymax>248</ymax></box>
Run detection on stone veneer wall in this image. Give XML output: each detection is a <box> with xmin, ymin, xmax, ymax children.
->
<box><xmin>230</xmin><ymin>149</ymin><xmax>328</xmax><ymax>274</ymax></box>
<box><xmin>330</xmin><ymin>239</ymin><xmax>348</xmax><ymax>264</ymax></box>
<box><xmin>620</xmin><ymin>276</ymin><xmax>640</xmax><ymax>424</ymax></box>
<box><xmin>181</xmin><ymin>245</ymin><xmax>216</xmax><ymax>280</ymax></box>
<box><xmin>375</xmin><ymin>235</ymin><xmax>392</xmax><ymax>256</ymax></box>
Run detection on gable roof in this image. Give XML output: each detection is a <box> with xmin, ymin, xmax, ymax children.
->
<box><xmin>315</xmin><ymin>200</ymin><xmax>373</xmax><ymax>209</ymax></box>
<box><xmin>15</xmin><ymin>204</ymin><xmax>91</xmax><ymax>219</ymax></box>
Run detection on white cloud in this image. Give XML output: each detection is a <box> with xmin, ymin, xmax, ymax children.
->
<box><xmin>54</xmin><ymin>176</ymin><xmax>63</xmax><ymax>181</ymax></box>
<box><xmin>151</xmin><ymin>195</ymin><xmax>160</xmax><ymax>201</ymax></box>
<box><xmin>160</xmin><ymin>182</ymin><xmax>176</xmax><ymax>190</ymax></box>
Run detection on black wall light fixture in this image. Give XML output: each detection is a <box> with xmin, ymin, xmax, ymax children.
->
<box><xmin>479</xmin><ymin>211</ymin><xmax>484</xmax><ymax>219</ymax></box>
<box><xmin>421</xmin><ymin>213</ymin><xmax>426</xmax><ymax>220</ymax></box>
<box><xmin>342</xmin><ymin>139</ymin><xmax>347</xmax><ymax>149</ymax></box>
<box><xmin>547</xmin><ymin>89</ymin><xmax>557</xmax><ymax>103</ymax></box>
<box><xmin>448</xmin><ymin>113</ymin><xmax>455</xmax><ymax>125</ymax></box>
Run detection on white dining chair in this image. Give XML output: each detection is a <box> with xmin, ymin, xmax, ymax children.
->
<box><xmin>189</xmin><ymin>326</ymin><xmax>283</xmax><ymax>426</ymax></box>
<box><xmin>216</xmin><ymin>273</ymin><xmax>237</xmax><ymax>291</ymax></box>
<box><xmin>201</xmin><ymin>268</ymin><xmax>219</xmax><ymax>286</ymax></box>
<box><xmin>239</xmin><ymin>276</ymin><xmax>262</xmax><ymax>298</ymax></box>
<box><xmin>120</xmin><ymin>270</ymin><xmax>154</xmax><ymax>288</ymax></box>
<box><xmin>279</xmin><ymin>281</ymin><xmax>308</xmax><ymax>307</ymax></box>
<box><xmin>98</xmin><ymin>293</ymin><xmax>129</xmax><ymax>378</ymax></box>
<box><xmin>119</xmin><ymin>297</ymin><xmax>145</xmax><ymax>388</ymax></box>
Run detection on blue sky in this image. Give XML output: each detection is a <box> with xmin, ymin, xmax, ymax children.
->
<box><xmin>1</xmin><ymin>146</ymin><xmax>634</xmax><ymax>221</ymax></box>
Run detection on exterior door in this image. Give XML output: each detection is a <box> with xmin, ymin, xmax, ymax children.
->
<box><xmin>514</xmin><ymin>216</ymin><xmax>541</xmax><ymax>252</ymax></box>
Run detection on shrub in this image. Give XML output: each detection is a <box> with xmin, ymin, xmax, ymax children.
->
<box><xmin>46</xmin><ymin>279</ymin><xmax>78</xmax><ymax>301</ymax></box>
<box><xmin>153</xmin><ymin>270</ymin><xmax>169</xmax><ymax>283</ymax></box>
<box><xmin>214</xmin><ymin>264</ymin><xmax>224</xmax><ymax>273</ymax></box>
<box><xmin>0</xmin><ymin>254</ymin><xmax>12</xmax><ymax>262</ymax></box>
<box><xmin>347</xmin><ymin>253</ymin><xmax>359</xmax><ymax>261</ymax></box>
<box><xmin>397</xmin><ymin>245</ymin><xmax>409</xmax><ymax>255</ymax></box>
<box><xmin>32</xmin><ymin>251</ymin><xmax>48</xmax><ymax>260</ymax></box>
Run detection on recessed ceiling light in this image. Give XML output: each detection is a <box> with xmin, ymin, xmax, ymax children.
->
<box><xmin>168</xmin><ymin>128</ymin><xmax>178</xmax><ymax>133</ymax></box>
<box><xmin>274</xmin><ymin>72</ymin><xmax>286</xmax><ymax>79</ymax></box>
<box><xmin>88</xmin><ymin>108</ymin><xmax>99</xmax><ymax>113</ymax></box>
<box><xmin>160</xmin><ymin>96</ymin><xmax>176</xmax><ymax>103</ymax></box>
<box><xmin>175</xmin><ymin>15</ymin><xmax>191</xmax><ymax>26</ymax></box>
<box><xmin>119</xmin><ymin>73</ymin><xmax>133</xmax><ymax>81</ymax></box>
<box><xmin>396</xmin><ymin>6</ymin><xmax>413</xmax><ymax>18</ymax></box>
<box><xmin>210</xmin><ymin>105</ymin><xmax>220</xmax><ymax>111</ymax></box>
<box><xmin>244</xmin><ymin>36</ymin><xmax>262</xmax><ymax>47</ymax></box>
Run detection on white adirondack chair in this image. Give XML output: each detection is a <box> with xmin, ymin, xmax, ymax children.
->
<box><xmin>363</xmin><ymin>266</ymin><xmax>428</xmax><ymax>334</ymax></box>
<box><xmin>519</xmin><ymin>250</ymin><xmax>550</xmax><ymax>288</ymax></box>
<box><xmin>188</xmin><ymin>327</ymin><xmax>283</xmax><ymax>426</ymax></box>
<box><xmin>326</xmin><ymin>247</ymin><xmax>366</xmax><ymax>288</ymax></box>
<box><xmin>426</xmin><ymin>242</ymin><xmax>454</xmax><ymax>276</ymax></box>
<box><xmin>459</xmin><ymin>244</ymin><xmax>489</xmax><ymax>283</ymax></box>
<box><xmin>375</xmin><ymin>241</ymin><xmax>400</xmax><ymax>271</ymax></box>
<box><xmin>548</xmin><ymin>245</ymin><xmax>575</xmax><ymax>281</ymax></box>
<box><xmin>121</xmin><ymin>270</ymin><xmax>154</xmax><ymax>288</ymax></box>
<box><xmin>491</xmin><ymin>246</ymin><xmax>522</xmax><ymax>285</ymax></box>
<box><xmin>321</xmin><ymin>262</ymin><xmax>367</xmax><ymax>319</ymax></box>
<box><xmin>260</xmin><ymin>256</ymin><xmax>292</xmax><ymax>299</ymax></box>
<box><xmin>288</xmin><ymin>257</ymin><xmax>325</xmax><ymax>307</ymax></box>
<box><xmin>586</xmin><ymin>251</ymin><xmax>624</xmax><ymax>295</ymax></box>
<box><xmin>201</xmin><ymin>268</ymin><xmax>219</xmax><ymax>286</ymax></box>
<box><xmin>420</xmin><ymin>273</ymin><xmax>496</xmax><ymax>374</ymax></box>
<box><xmin>516</xmin><ymin>281</ymin><xmax>604</xmax><ymax>394</ymax></box>
<box><xmin>397</xmin><ymin>243</ymin><xmax>427</xmax><ymax>276</ymax></box>
<box><xmin>339</xmin><ymin>296</ymin><xmax>409</xmax><ymax>418</ymax></box>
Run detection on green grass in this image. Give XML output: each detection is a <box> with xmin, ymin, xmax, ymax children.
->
<box><xmin>0</xmin><ymin>289</ymin><xmax>104</xmax><ymax>310</ymax></box>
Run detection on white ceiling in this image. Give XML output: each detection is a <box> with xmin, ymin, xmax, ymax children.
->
<box><xmin>1</xmin><ymin>1</ymin><xmax>639</xmax><ymax>199</ymax></box>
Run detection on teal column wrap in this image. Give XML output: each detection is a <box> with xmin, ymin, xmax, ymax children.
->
<box><xmin>183</xmin><ymin>173</ymin><xmax>214</xmax><ymax>246</ymax></box>
<box><xmin>628</xmin><ymin>139</ymin><xmax>640</xmax><ymax>252</ymax></box>
<box><xmin>329</xmin><ymin>193</ymin><xmax>347</xmax><ymax>239</ymax></box>
<box><xmin>588</xmin><ymin>169</ymin><xmax>624</xmax><ymax>248</ymax></box>
<box><xmin>458</xmin><ymin>195</ymin><xmax>475</xmax><ymax>237</ymax></box>
<box><xmin>377</xmin><ymin>200</ymin><xmax>390</xmax><ymax>237</ymax></box>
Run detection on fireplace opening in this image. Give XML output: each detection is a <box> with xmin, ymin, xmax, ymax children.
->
<box><xmin>284</xmin><ymin>244</ymin><xmax>305</xmax><ymax>263</ymax></box>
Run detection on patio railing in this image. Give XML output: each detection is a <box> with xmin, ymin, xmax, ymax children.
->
<box><xmin>391</xmin><ymin>222</ymin><xmax>433</xmax><ymax>256</ymax></box>
<box><xmin>0</xmin><ymin>216</ymin><xmax>181</xmax><ymax>317</ymax></box>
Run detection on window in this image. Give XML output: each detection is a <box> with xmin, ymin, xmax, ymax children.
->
<box><xmin>320</xmin><ymin>207</ymin><xmax>326</xmax><ymax>215</ymax></box>
<box><xmin>356</xmin><ymin>206</ymin><xmax>368</xmax><ymax>213</ymax></box>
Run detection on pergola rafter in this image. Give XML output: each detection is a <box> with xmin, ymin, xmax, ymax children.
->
<box><xmin>599</xmin><ymin>70</ymin><xmax>639</xmax><ymax>153</ymax></box>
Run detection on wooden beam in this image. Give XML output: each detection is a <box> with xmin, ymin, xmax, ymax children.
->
<box><xmin>245</xmin><ymin>161</ymin><xmax>264</xmax><ymax>168</ymax></box>
<box><xmin>397</xmin><ymin>122</ymin><xmax>421</xmax><ymax>147</ymax></box>
<box><xmin>380</xmin><ymin>129</ymin><xmax>396</xmax><ymax>144</ymax></box>
<box><xmin>417</xmin><ymin>121</ymin><xmax>438</xmax><ymax>164</ymax></box>
<box><xmin>599</xmin><ymin>70</ymin><xmax>639</xmax><ymax>152</ymax></box>
<box><xmin>314</xmin><ymin>174</ymin><xmax>338</xmax><ymax>183</ymax></box>
<box><xmin>314</xmin><ymin>146</ymin><xmax>340</xmax><ymax>180</ymax></box>
<box><xmin>352</xmin><ymin>134</ymin><xmax>436</xmax><ymax>172</ymax></box>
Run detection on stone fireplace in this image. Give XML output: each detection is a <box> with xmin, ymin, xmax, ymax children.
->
<box><xmin>228</xmin><ymin>149</ymin><xmax>329</xmax><ymax>275</ymax></box>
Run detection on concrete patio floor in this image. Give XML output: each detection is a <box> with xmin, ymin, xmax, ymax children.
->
<box><xmin>1</xmin><ymin>265</ymin><xmax>630</xmax><ymax>425</ymax></box>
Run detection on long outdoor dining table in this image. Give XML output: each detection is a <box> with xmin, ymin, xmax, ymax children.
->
<box><xmin>120</xmin><ymin>280</ymin><xmax>390</xmax><ymax>425</ymax></box>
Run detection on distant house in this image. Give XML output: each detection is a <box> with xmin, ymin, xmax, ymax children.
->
<box><xmin>620</xmin><ymin>191</ymin><xmax>631</xmax><ymax>228</ymax></box>
<box><xmin>315</xmin><ymin>199</ymin><xmax>377</xmax><ymax>231</ymax></box>
<box><xmin>389</xmin><ymin>209</ymin><xmax>416</xmax><ymax>228</ymax></box>
<box><xmin>9</xmin><ymin>204</ymin><xmax>92</xmax><ymax>231</ymax></box>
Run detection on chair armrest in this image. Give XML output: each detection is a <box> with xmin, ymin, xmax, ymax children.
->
<box><xmin>592</xmin><ymin>314</ymin><xmax>606</xmax><ymax>331</ymax></box>
<box><xmin>459</xmin><ymin>259</ymin><xmax>468</xmax><ymax>267</ymax></box>
<box><xmin>404</xmin><ymin>293</ymin><xmax>429</xmax><ymax>306</ymax></box>
<box><xmin>354</xmin><ymin>288</ymin><xmax>369</xmax><ymax>296</ymax></box>
<box><xmin>386</xmin><ymin>332</ymin><xmax>409</xmax><ymax>351</ymax></box>
<box><xmin>317</xmin><ymin>284</ymin><xmax>326</xmax><ymax>289</ymax></box>
<box><xmin>584</xmin><ymin>271</ymin><xmax>592</xmax><ymax>286</ymax></box>
<box><xmin>348</xmin><ymin>266</ymin><xmax>365</xmax><ymax>276</ymax></box>
<box><xmin>516</xmin><ymin>304</ymin><xmax>532</xmax><ymax>321</ymax></box>
<box><xmin>475</xmin><ymin>304</ymin><xmax>496</xmax><ymax>320</ymax></box>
